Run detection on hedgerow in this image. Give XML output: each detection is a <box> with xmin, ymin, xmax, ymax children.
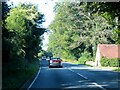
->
<box><xmin>100</xmin><ymin>58</ymin><xmax>119</xmax><ymax>67</ymax></box>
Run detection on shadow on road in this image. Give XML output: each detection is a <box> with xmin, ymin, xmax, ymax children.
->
<box><xmin>28</xmin><ymin>60</ymin><xmax>120</xmax><ymax>90</ymax></box>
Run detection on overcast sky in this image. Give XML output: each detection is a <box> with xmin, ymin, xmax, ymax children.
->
<box><xmin>8</xmin><ymin>0</ymin><xmax>56</xmax><ymax>51</ymax></box>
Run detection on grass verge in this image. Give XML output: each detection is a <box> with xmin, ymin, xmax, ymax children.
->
<box><xmin>2</xmin><ymin>60</ymin><xmax>40</xmax><ymax>89</ymax></box>
<box><xmin>85</xmin><ymin>64</ymin><xmax>93</xmax><ymax>67</ymax></box>
<box><xmin>62</xmin><ymin>59</ymin><xmax>79</xmax><ymax>64</ymax></box>
<box><xmin>113</xmin><ymin>67</ymin><xmax>120</xmax><ymax>72</ymax></box>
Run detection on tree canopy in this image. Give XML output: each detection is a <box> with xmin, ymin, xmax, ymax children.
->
<box><xmin>2</xmin><ymin>2</ymin><xmax>46</xmax><ymax>71</ymax></box>
<box><xmin>48</xmin><ymin>2</ymin><xmax>119</xmax><ymax>60</ymax></box>
<box><xmin>2</xmin><ymin>2</ymin><xmax>47</xmax><ymax>88</ymax></box>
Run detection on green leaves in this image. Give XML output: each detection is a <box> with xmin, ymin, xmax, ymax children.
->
<box><xmin>4</xmin><ymin>2</ymin><xmax>46</xmax><ymax>63</ymax></box>
<box><xmin>2</xmin><ymin>2</ymin><xmax>46</xmax><ymax>88</ymax></box>
<box><xmin>112</xmin><ymin>29</ymin><xmax>120</xmax><ymax>44</ymax></box>
<box><xmin>48</xmin><ymin>2</ymin><xmax>115</xmax><ymax>60</ymax></box>
<box><xmin>6</xmin><ymin>9</ymin><xmax>26</xmax><ymax>32</ymax></box>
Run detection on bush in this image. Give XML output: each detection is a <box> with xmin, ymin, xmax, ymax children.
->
<box><xmin>100</xmin><ymin>58</ymin><xmax>119</xmax><ymax>67</ymax></box>
<box><xmin>2</xmin><ymin>59</ymin><xmax>40</xmax><ymax>89</ymax></box>
<box><xmin>113</xmin><ymin>68</ymin><xmax>120</xmax><ymax>72</ymax></box>
<box><xmin>78</xmin><ymin>51</ymin><xmax>92</xmax><ymax>64</ymax></box>
<box><xmin>78</xmin><ymin>56</ymin><xmax>87</xmax><ymax>64</ymax></box>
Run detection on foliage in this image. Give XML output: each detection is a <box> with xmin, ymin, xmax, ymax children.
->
<box><xmin>113</xmin><ymin>68</ymin><xmax>120</xmax><ymax>72</ymax></box>
<box><xmin>100</xmin><ymin>58</ymin><xmax>119</xmax><ymax>67</ymax></box>
<box><xmin>48</xmin><ymin>2</ymin><xmax>115</xmax><ymax>61</ymax></box>
<box><xmin>112</xmin><ymin>28</ymin><xmax>120</xmax><ymax>44</ymax></box>
<box><xmin>3</xmin><ymin>60</ymin><xmax>40</xmax><ymax>89</ymax></box>
<box><xmin>2</xmin><ymin>2</ymin><xmax>11</xmax><ymax>63</ymax></box>
<box><xmin>2</xmin><ymin>2</ymin><xmax>45</xmax><ymax>88</ymax></box>
<box><xmin>4</xmin><ymin>2</ymin><xmax>45</xmax><ymax>62</ymax></box>
<box><xmin>62</xmin><ymin>59</ymin><xmax>79</xmax><ymax>64</ymax></box>
<box><xmin>5</xmin><ymin>3</ymin><xmax>45</xmax><ymax>62</ymax></box>
<box><xmin>37</xmin><ymin>50</ymin><xmax>53</xmax><ymax>58</ymax></box>
<box><xmin>85</xmin><ymin>2</ymin><xmax>120</xmax><ymax>44</ymax></box>
<box><xmin>78</xmin><ymin>51</ymin><xmax>92</xmax><ymax>64</ymax></box>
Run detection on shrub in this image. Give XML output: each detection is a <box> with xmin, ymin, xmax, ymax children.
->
<box><xmin>78</xmin><ymin>56</ymin><xmax>87</xmax><ymax>64</ymax></box>
<box><xmin>78</xmin><ymin>51</ymin><xmax>92</xmax><ymax>64</ymax></box>
<box><xmin>2</xmin><ymin>59</ymin><xmax>40</xmax><ymax>89</ymax></box>
<box><xmin>113</xmin><ymin>68</ymin><xmax>120</xmax><ymax>72</ymax></box>
<box><xmin>100</xmin><ymin>58</ymin><xmax>119</xmax><ymax>67</ymax></box>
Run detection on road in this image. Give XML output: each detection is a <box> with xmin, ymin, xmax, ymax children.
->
<box><xmin>28</xmin><ymin>60</ymin><xmax>120</xmax><ymax>90</ymax></box>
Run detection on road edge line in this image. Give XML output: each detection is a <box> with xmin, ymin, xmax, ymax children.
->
<box><xmin>27</xmin><ymin>67</ymin><xmax>41</xmax><ymax>90</ymax></box>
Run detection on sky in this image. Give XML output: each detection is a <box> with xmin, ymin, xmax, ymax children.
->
<box><xmin>8</xmin><ymin>0</ymin><xmax>57</xmax><ymax>51</ymax></box>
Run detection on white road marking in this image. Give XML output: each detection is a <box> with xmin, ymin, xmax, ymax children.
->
<box><xmin>27</xmin><ymin>67</ymin><xmax>41</xmax><ymax>90</ymax></box>
<box><xmin>76</xmin><ymin>73</ymin><xmax>88</xmax><ymax>80</ymax></box>
<box><xmin>92</xmin><ymin>83</ymin><xmax>107</xmax><ymax>90</ymax></box>
<box><xmin>68</xmin><ymin>68</ymin><xmax>88</xmax><ymax>80</ymax></box>
<box><xmin>68</xmin><ymin>68</ymin><xmax>107</xmax><ymax>90</ymax></box>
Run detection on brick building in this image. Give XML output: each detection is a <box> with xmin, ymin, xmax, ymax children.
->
<box><xmin>95</xmin><ymin>44</ymin><xmax>120</xmax><ymax>66</ymax></box>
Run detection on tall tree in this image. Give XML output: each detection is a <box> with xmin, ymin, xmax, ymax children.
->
<box><xmin>85</xmin><ymin>2</ymin><xmax>120</xmax><ymax>44</ymax></box>
<box><xmin>2</xmin><ymin>2</ymin><xmax>46</xmax><ymax>89</ymax></box>
<box><xmin>48</xmin><ymin>2</ymin><xmax>114</xmax><ymax>60</ymax></box>
<box><xmin>4</xmin><ymin>3</ymin><xmax>46</xmax><ymax>68</ymax></box>
<box><xmin>2</xmin><ymin>2</ymin><xmax>11</xmax><ymax>63</ymax></box>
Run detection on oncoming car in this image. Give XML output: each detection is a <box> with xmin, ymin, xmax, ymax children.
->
<box><xmin>49</xmin><ymin>58</ymin><xmax>62</xmax><ymax>68</ymax></box>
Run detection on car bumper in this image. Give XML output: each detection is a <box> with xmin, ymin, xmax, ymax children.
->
<box><xmin>49</xmin><ymin>62</ymin><xmax>62</xmax><ymax>67</ymax></box>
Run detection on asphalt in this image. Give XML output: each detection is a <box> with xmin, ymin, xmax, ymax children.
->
<box><xmin>25</xmin><ymin>60</ymin><xmax>120</xmax><ymax>90</ymax></box>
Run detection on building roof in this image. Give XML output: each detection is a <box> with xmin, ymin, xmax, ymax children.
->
<box><xmin>98</xmin><ymin>44</ymin><xmax>120</xmax><ymax>58</ymax></box>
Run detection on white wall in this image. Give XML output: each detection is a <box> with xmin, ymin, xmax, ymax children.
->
<box><xmin>95</xmin><ymin>46</ymin><xmax>101</xmax><ymax>66</ymax></box>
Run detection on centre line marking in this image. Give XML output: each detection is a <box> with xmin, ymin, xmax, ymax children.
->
<box><xmin>68</xmin><ymin>68</ymin><xmax>107</xmax><ymax>90</ymax></box>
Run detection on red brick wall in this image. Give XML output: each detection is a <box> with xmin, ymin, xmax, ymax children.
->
<box><xmin>98</xmin><ymin>44</ymin><xmax>120</xmax><ymax>58</ymax></box>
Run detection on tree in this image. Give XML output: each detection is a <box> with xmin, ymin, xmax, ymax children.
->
<box><xmin>2</xmin><ymin>2</ymin><xmax>11</xmax><ymax>63</ymax></box>
<box><xmin>3</xmin><ymin>2</ymin><xmax>46</xmax><ymax>69</ymax></box>
<box><xmin>85</xmin><ymin>2</ymin><xmax>120</xmax><ymax>44</ymax></box>
<box><xmin>2</xmin><ymin>2</ymin><xmax>46</xmax><ymax>89</ymax></box>
<box><xmin>48</xmin><ymin>2</ymin><xmax>115</xmax><ymax>60</ymax></box>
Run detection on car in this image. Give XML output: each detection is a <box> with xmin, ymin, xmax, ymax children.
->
<box><xmin>49</xmin><ymin>58</ymin><xmax>62</xmax><ymax>68</ymax></box>
<box><xmin>42</xmin><ymin>58</ymin><xmax>46</xmax><ymax>60</ymax></box>
<box><xmin>46</xmin><ymin>57</ymin><xmax>50</xmax><ymax>61</ymax></box>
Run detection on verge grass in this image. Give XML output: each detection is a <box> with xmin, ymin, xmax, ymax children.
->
<box><xmin>113</xmin><ymin>67</ymin><xmax>120</xmax><ymax>72</ymax></box>
<box><xmin>62</xmin><ymin>59</ymin><xmax>79</xmax><ymax>64</ymax></box>
<box><xmin>3</xmin><ymin>60</ymin><xmax>40</xmax><ymax>89</ymax></box>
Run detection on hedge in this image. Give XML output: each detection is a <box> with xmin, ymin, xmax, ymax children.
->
<box><xmin>78</xmin><ymin>51</ymin><xmax>92</xmax><ymax>64</ymax></box>
<box><xmin>100</xmin><ymin>58</ymin><xmax>119</xmax><ymax>67</ymax></box>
